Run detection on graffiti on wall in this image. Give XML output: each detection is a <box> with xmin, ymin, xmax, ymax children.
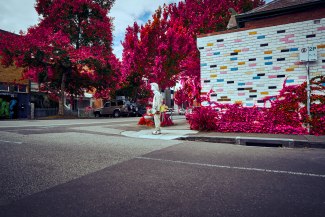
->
<box><xmin>0</xmin><ymin>98</ymin><xmax>9</xmax><ymax>118</ymax></box>
<box><xmin>0</xmin><ymin>97</ymin><xmax>18</xmax><ymax>119</ymax></box>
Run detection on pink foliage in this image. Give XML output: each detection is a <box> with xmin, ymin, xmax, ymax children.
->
<box><xmin>187</xmin><ymin>77</ymin><xmax>324</xmax><ymax>135</ymax></box>
<box><xmin>0</xmin><ymin>0</ymin><xmax>119</xmax><ymax>100</ymax></box>
<box><xmin>121</xmin><ymin>0</ymin><xmax>264</xmax><ymax>103</ymax></box>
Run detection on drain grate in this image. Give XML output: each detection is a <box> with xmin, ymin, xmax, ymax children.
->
<box><xmin>236</xmin><ymin>137</ymin><xmax>293</xmax><ymax>148</ymax></box>
<box><xmin>245</xmin><ymin>142</ymin><xmax>283</xmax><ymax>148</ymax></box>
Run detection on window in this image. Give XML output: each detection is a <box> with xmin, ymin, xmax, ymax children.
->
<box><xmin>18</xmin><ymin>85</ymin><xmax>27</xmax><ymax>93</ymax></box>
<box><xmin>104</xmin><ymin>102</ymin><xmax>111</xmax><ymax>107</ymax></box>
<box><xmin>314</xmin><ymin>19</ymin><xmax>320</xmax><ymax>24</ymax></box>
<box><xmin>0</xmin><ymin>83</ymin><xmax>9</xmax><ymax>91</ymax></box>
<box><xmin>111</xmin><ymin>101</ymin><xmax>116</xmax><ymax>106</ymax></box>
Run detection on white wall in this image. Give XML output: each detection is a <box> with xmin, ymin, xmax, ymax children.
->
<box><xmin>197</xmin><ymin>18</ymin><xmax>325</xmax><ymax>107</ymax></box>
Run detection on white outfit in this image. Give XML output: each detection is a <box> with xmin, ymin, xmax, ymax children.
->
<box><xmin>151</xmin><ymin>83</ymin><xmax>163</xmax><ymax>134</ymax></box>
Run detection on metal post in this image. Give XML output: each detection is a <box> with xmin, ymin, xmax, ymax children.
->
<box><xmin>31</xmin><ymin>102</ymin><xmax>35</xmax><ymax>120</ymax></box>
<box><xmin>306</xmin><ymin>62</ymin><xmax>311</xmax><ymax>117</ymax></box>
<box><xmin>306</xmin><ymin>62</ymin><xmax>311</xmax><ymax>133</ymax></box>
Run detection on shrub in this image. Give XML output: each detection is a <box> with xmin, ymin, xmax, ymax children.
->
<box><xmin>187</xmin><ymin>76</ymin><xmax>324</xmax><ymax>135</ymax></box>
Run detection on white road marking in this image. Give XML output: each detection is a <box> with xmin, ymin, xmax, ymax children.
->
<box><xmin>136</xmin><ymin>156</ymin><xmax>325</xmax><ymax>178</ymax></box>
<box><xmin>0</xmin><ymin>119</ymin><xmax>137</xmax><ymax>128</ymax></box>
<box><xmin>0</xmin><ymin>140</ymin><xmax>23</xmax><ymax>144</ymax></box>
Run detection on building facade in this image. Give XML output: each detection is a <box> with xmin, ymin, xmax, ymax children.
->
<box><xmin>0</xmin><ymin>30</ymin><xmax>30</xmax><ymax>119</ymax></box>
<box><xmin>197</xmin><ymin>0</ymin><xmax>325</xmax><ymax>107</ymax></box>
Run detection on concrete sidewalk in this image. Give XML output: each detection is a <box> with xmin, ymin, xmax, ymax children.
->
<box><xmin>122</xmin><ymin>116</ymin><xmax>325</xmax><ymax>149</ymax></box>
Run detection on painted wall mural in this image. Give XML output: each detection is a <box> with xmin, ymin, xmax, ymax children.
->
<box><xmin>0</xmin><ymin>97</ymin><xmax>19</xmax><ymax>119</ymax></box>
<box><xmin>0</xmin><ymin>98</ymin><xmax>9</xmax><ymax>118</ymax></box>
<box><xmin>197</xmin><ymin>18</ymin><xmax>325</xmax><ymax>107</ymax></box>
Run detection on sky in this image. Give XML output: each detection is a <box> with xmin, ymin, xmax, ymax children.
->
<box><xmin>0</xmin><ymin>0</ymin><xmax>272</xmax><ymax>60</ymax></box>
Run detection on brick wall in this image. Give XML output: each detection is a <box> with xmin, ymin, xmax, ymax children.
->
<box><xmin>0</xmin><ymin>64</ymin><xmax>28</xmax><ymax>84</ymax></box>
<box><xmin>197</xmin><ymin>18</ymin><xmax>325</xmax><ymax>107</ymax></box>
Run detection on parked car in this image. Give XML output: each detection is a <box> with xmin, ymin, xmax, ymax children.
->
<box><xmin>93</xmin><ymin>100</ymin><xmax>145</xmax><ymax>117</ymax></box>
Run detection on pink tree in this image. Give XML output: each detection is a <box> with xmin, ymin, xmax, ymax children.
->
<box><xmin>121</xmin><ymin>0</ymin><xmax>264</xmax><ymax>105</ymax></box>
<box><xmin>0</xmin><ymin>0</ymin><xmax>119</xmax><ymax>115</ymax></box>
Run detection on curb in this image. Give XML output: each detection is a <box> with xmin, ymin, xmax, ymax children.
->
<box><xmin>179</xmin><ymin>136</ymin><xmax>325</xmax><ymax>149</ymax></box>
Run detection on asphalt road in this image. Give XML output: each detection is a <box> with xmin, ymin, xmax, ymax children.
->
<box><xmin>0</xmin><ymin>118</ymin><xmax>324</xmax><ymax>217</ymax></box>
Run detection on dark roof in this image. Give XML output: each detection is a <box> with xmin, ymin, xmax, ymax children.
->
<box><xmin>236</xmin><ymin>0</ymin><xmax>325</xmax><ymax>27</ymax></box>
<box><xmin>244</xmin><ymin>0</ymin><xmax>322</xmax><ymax>14</ymax></box>
<box><xmin>0</xmin><ymin>29</ymin><xmax>18</xmax><ymax>37</ymax></box>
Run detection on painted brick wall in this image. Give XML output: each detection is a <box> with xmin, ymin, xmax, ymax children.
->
<box><xmin>197</xmin><ymin>18</ymin><xmax>325</xmax><ymax>107</ymax></box>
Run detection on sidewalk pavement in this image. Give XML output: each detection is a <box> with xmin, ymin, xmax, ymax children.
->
<box><xmin>121</xmin><ymin>116</ymin><xmax>325</xmax><ymax>149</ymax></box>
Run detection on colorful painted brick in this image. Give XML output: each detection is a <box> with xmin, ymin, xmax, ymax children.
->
<box><xmin>197</xmin><ymin>19</ymin><xmax>325</xmax><ymax>108</ymax></box>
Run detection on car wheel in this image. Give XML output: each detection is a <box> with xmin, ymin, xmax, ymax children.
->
<box><xmin>113</xmin><ymin>110</ymin><xmax>120</xmax><ymax>118</ymax></box>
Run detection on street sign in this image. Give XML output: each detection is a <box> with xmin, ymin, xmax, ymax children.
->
<box><xmin>308</xmin><ymin>46</ymin><xmax>317</xmax><ymax>61</ymax></box>
<box><xmin>300</xmin><ymin>46</ymin><xmax>317</xmax><ymax>62</ymax></box>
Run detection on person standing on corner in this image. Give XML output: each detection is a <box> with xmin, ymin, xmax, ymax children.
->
<box><xmin>150</xmin><ymin>82</ymin><xmax>163</xmax><ymax>135</ymax></box>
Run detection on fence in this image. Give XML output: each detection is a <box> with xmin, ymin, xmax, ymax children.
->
<box><xmin>78</xmin><ymin>108</ymin><xmax>95</xmax><ymax>118</ymax></box>
<box><xmin>33</xmin><ymin>107</ymin><xmax>94</xmax><ymax>118</ymax></box>
<box><xmin>34</xmin><ymin>108</ymin><xmax>59</xmax><ymax>118</ymax></box>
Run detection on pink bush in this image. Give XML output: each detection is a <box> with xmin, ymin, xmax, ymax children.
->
<box><xmin>187</xmin><ymin>77</ymin><xmax>324</xmax><ymax>135</ymax></box>
<box><xmin>187</xmin><ymin>106</ymin><xmax>218</xmax><ymax>131</ymax></box>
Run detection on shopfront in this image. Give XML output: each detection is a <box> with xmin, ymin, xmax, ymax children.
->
<box><xmin>0</xmin><ymin>83</ymin><xmax>30</xmax><ymax>119</ymax></box>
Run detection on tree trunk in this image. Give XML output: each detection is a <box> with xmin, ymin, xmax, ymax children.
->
<box><xmin>58</xmin><ymin>72</ymin><xmax>66</xmax><ymax>116</ymax></box>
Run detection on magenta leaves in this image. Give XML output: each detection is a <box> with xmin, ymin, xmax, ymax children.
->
<box><xmin>187</xmin><ymin>77</ymin><xmax>325</xmax><ymax>135</ymax></box>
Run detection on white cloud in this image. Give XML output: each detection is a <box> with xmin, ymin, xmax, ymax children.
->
<box><xmin>0</xmin><ymin>0</ymin><xmax>38</xmax><ymax>34</ymax></box>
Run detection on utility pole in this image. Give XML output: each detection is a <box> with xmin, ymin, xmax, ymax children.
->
<box><xmin>299</xmin><ymin>45</ymin><xmax>317</xmax><ymax>133</ymax></box>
